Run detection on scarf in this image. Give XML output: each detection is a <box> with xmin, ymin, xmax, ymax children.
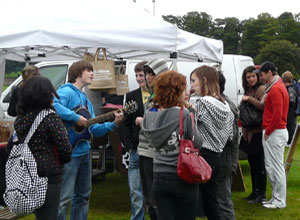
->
<box><xmin>261</xmin><ymin>75</ymin><xmax>280</xmax><ymax>103</ymax></box>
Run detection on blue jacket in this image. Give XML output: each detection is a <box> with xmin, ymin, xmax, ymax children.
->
<box><xmin>54</xmin><ymin>83</ymin><xmax>116</xmax><ymax>157</ymax></box>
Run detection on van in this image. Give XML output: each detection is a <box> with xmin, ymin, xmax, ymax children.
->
<box><xmin>126</xmin><ymin>54</ymin><xmax>254</xmax><ymax>106</ymax></box>
<box><xmin>0</xmin><ymin>54</ymin><xmax>254</xmax><ymax>120</ymax></box>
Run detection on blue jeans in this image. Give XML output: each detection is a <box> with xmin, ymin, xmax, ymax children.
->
<box><xmin>58</xmin><ymin>153</ymin><xmax>92</xmax><ymax>220</ymax></box>
<box><xmin>128</xmin><ymin>150</ymin><xmax>145</xmax><ymax>220</ymax></box>
<box><xmin>216</xmin><ymin>174</ymin><xmax>235</xmax><ymax>220</ymax></box>
<box><xmin>152</xmin><ymin>172</ymin><xmax>198</xmax><ymax>220</ymax></box>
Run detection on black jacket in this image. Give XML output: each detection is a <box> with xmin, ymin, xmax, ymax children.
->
<box><xmin>123</xmin><ymin>88</ymin><xmax>144</xmax><ymax>151</ymax></box>
<box><xmin>6</xmin><ymin>109</ymin><xmax>72</xmax><ymax>183</ymax></box>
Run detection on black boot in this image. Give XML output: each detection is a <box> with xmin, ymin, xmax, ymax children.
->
<box><xmin>258</xmin><ymin>172</ymin><xmax>267</xmax><ymax>201</ymax></box>
<box><xmin>248</xmin><ymin>172</ymin><xmax>267</xmax><ymax>204</ymax></box>
<box><xmin>243</xmin><ymin>171</ymin><xmax>259</xmax><ymax>201</ymax></box>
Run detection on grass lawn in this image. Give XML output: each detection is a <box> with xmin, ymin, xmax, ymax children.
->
<box><xmin>19</xmin><ymin>138</ymin><xmax>300</xmax><ymax>220</ymax></box>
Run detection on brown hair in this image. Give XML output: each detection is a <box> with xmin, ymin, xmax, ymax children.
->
<box><xmin>68</xmin><ymin>60</ymin><xmax>93</xmax><ymax>83</ymax></box>
<box><xmin>21</xmin><ymin>65</ymin><xmax>40</xmax><ymax>85</ymax></box>
<box><xmin>190</xmin><ymin>65</ymin><xmax>224</xmax><ymax>102</ymax></box>
<box><xmin>152</xmin><ymin>71</ymin><xmax>186</xmax><ymax>108</ymax></box>
<box><xmin>242</xmin><ymin>65</ymin><xmax>261</xmax><ymax>92</ymax></box>
<box><xmin>134</xmin><ymin>61</ymin><xmax>147</xmax><ymax>73</ymax></box>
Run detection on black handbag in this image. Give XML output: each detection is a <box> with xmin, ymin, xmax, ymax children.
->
<box><xmin>239</xmin><ymin>101</ymin><xmax>262</xmax><ymax>128</ymax></box>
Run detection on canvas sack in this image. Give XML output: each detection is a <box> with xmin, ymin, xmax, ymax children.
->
<box><xmin>87</xmin><ymin>48</ymin><xmax>116</xmax><ymax>90</ymax></box>
<box><xmin>4</xmin><ymin>109</ymin><xmax>54</xmax><ymax>216</ymax></box>
<box><xmin>108</xmin><ymin>64</ymin><xmax>129</xmax><ymax>95</ymax></box>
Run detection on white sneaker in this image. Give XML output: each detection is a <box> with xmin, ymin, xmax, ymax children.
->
<box><xmin>262</xmin><ymin>199</ymin><xmax>273</xmax><ymax>205</ymax></box>
<box><xmin>263</xmin><ymin>203</ymin><xmax>278</xmax><ymax>209</ymax></box>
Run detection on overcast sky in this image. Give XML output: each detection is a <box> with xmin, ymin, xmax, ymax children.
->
<box><xmin>1</xmin><ymin>0</ymin><xmax>299</xmax><ymax>35</ymax></box>
<box><xmin>132</xmin><ymin>0</ymin><xmax>300</xmax><ymax>20</ymax></box>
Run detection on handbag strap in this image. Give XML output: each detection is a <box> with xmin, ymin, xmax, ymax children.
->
<box><xmin>24</xmin><ymin>109</ymin><xmax>55</xmax><ymax>144</ymax></box>
<box><xmin>179</xmin><ymin>107</ymin><xmax>195</xmax><ymax>141</ymax></box>
<box><xmin>179</xmin><ymin>107</ymin><xmax>184</xmax><ymax>139</ymax></box>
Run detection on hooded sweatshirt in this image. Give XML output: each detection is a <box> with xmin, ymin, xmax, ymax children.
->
<box><xmin>53</xmin><ymin>83</ymin><xmax>116</xmax><ymax>157</ymax></box>
<box><xmin>195</xmin><ymin>96</ymin><xmax>234</xmax><ymax>153</ymax></box>
<box><xmin>141</xmin><ymin>107</ymin><xmax>202</xmax><ymax>173</ymax></box>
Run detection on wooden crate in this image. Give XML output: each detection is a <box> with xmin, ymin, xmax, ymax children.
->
<box><xmin>0</xmin><ymin>207</ymin><xmax>17</xmax><ymax>220</ymax></box>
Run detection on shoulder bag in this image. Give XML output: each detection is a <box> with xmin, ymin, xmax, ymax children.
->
<box><xmin>239</xmin><ymin>101</ymin><xmax>262</xmax><ymax>128</ymax></box>
<box><xmin>177</xmin><ymin>107</ymin><xmax>212</xmax><ymax>184</ymax></box>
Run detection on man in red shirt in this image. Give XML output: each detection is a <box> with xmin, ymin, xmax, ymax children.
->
<box><xmin>258</xmin><ymin>61</ymin><xmax>289</xmax><ymax>209</ymax></box>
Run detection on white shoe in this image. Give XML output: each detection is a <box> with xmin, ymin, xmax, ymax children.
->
<box><xmin>263</xmin><ymin>203</ymin><xmax>278</xmax><ymax>209</ymax></box>
<box><xmin>262</xmin><ymin>199</ymin><xmax>273</xmax><ymax>205</ymax></box>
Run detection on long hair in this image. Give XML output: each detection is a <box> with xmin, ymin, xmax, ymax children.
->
<box><xmin>17</xmin><ymin>76</ymin><xmax>59</xmax><ymax>114</ymax></box>
<box><xmin>190</xmin><ymin>65</ymin><xmax>224</xmax><ymax>102</ymax></box>
<box><xmin>242</xmin><ymin>65</ymin><xmax>261</xmax><ymax>92</ymax></box>
<box><xmin>152</xmin><ymin>71</ymin><xmax>186</xmax><ymax>108</ymax></box>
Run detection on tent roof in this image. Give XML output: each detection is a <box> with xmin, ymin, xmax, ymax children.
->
<box><xmin>0</xmin><ymin>0</ymin><xmax>223</xmax><ymax>63</ymax></box>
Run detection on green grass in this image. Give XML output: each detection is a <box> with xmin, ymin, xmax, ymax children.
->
<box><xmin>2</xmin><ymin>85</ymin><xmax>8</xmax><ymax>91</ymax></box>
<box><xmin>19</xmin><ymin>142</ymin><xmax>300</xmax><ymax>220</ymax></box>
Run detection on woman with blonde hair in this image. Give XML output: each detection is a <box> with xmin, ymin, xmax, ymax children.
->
<box><xmin>8</xmin><ymin>65</ymin><xmax>40</xmax><ymax>116</ymax></box>
<box><xmin>190</xmin><ymin>65</ymin><xmax>234</xmax><ymax>220</ymax></box>
<box><xmin>141</xmin><ymin>70</ymin><xmax>202</xmax><ymax>220</ymax></box>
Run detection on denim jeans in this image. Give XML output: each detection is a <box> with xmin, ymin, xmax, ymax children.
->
<box><xmin>128</xmin><ymin>150</ymin><xmax>145</xmax><ymax>220</ymax></box>
<box><xmin>216</xmin><ymin>174</ymin><xmax>235</xmax><ymax>220</ymax></box>
<box><xmin>58</xmin><ymin>153</ymin><xmax>92</xmax><ymax>220</ymax></box>
<box><xmin>35</xmin><ymin>182</ymin><xmax>62</xmax><ymax>220</ymax></box>
<box><xmin>152</xmin><ymin>172</ymin><xmax>198</xmax><ymax>220</ymax></box>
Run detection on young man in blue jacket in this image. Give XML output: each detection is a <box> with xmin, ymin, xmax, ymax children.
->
<box><xmin>54</xmin><ymin>60</ymin><xmax>123</xmax><ymax>220</ymax></box>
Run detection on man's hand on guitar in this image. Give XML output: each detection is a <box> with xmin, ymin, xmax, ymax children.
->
<box><xmin>77</xmin><ymin>115</ymin><xmax>88</xmax><ymax>127</ymax></box>
<box><xmin>114</xmin><ymin>110</ymin><xmax>124</xmax><ymax>126</ymax></box>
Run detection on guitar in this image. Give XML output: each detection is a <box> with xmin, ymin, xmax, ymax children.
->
<box><xmin>68</xmin><ymin>101</ymin><xmax>137</xmax><ymax>148</ymax></box>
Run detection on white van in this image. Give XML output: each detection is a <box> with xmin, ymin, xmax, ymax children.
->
<box><xmin>125</xmin><ymin>54</ymin><xmax>254</xmax><ymax>106</ymax></box>
<box><xmin>0</xmin><ymin>54</ymin><xmax>254</xmax><ymax>120</ymax></box>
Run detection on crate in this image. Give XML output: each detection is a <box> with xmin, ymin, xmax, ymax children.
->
<box><xmin>0</xmin><ymin>207</ymin><xmax>17</xmax><ymax>220</ymax></box>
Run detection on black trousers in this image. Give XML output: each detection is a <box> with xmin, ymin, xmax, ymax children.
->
<box><xmin>139</xmin><ymin>156</ymin><xmax>157</xmax><ymax>220</ymax></box>
<box><xmin>199</xmin><ymin>149</ymin><xmax>221</xmax><ymax>220</ymax></box>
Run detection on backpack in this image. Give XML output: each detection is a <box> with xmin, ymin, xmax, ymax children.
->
<box><xmin>292</xmin><ymin>79</ymin><xmax>300</xmax><ymax>115</ymax></box>
<box><xmin>4</xmin><ymin>109</ymin><xmax>54</xmax><ymax>216</ymax></box>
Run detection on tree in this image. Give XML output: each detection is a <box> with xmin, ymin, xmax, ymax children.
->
<box><xmin>162</xmin><ymin>15</ymin><xmax>184</xmax><ymax>29</ymax></box>
<box><xmin>241</xmin><ymin>13</ymin><xmax>279</xmax><ymax>58</ymax></box>
<box><xmin>277</xmin><ymin>12</ymin><xmax>300</xmax><ymax>46</ymax></box>
<box><xmin>182</xmin><ymin>12</ymin><xmax>213</xmax><ymax>37</ymax></box>
<box><xmin>255</xmin><ymin>40</ymin><xmax>300</xmax><ymax>79</ymax></box>
<box><xmin>211</xmin><ymin>17</ymin><xmax>241</xmax><ymax>54</ymax></box>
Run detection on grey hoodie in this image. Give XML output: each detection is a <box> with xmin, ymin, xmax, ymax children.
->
<box><xmin>141</xmin><ymin>107</ymin><xmax>202</xmax><ymax>173</ymax></box>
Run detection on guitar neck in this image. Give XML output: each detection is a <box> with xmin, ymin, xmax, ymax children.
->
<box><xmin>87</xmin><ymin>110</ymin><xmax>117</xmax><ymax>126</ymax></box>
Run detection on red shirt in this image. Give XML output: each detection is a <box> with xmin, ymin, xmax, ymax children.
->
<box><xmin>262</xmin><ymin>80</ymin><xmax>289</xmax><ymax>136</ymax></box>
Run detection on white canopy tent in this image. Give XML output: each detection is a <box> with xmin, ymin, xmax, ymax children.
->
<box><xmin>0</xmin><ymin>0</ymin><xmax>223</xmax><ymax>92</ymax></box>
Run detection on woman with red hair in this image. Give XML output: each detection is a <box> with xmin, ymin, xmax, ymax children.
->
<box><xmin>140</xmin><ymin>70</ymin><xmax>202</xmax><ymax>220</ymax></box>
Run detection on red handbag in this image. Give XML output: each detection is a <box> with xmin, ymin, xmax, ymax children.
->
<box><xmin>177</xmin><ymin>107</ymin><xmax>212</xmax><ymax>184</ymax></box>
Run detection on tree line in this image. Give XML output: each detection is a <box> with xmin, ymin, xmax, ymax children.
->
<box><xmin>163</xmin><ymin>11</ymin><xmax>300</xmax><ymax>78</ymax></box>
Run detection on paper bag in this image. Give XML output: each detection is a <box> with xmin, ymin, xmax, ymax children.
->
<box><xmin>87</xmin><ymin>48</ymin><xmax>116</xmax><ymax>90</ymax></box>
<box><xmin>108</xmin><ymin>64</ymin><xmax>129</xmax><ymax>95</ymax></box>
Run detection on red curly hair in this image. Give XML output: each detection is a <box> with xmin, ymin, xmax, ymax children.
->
<box><xmin>153</xmin><ymin>70</ymin><xmax>187</xmax><ymax>108</ymax></box>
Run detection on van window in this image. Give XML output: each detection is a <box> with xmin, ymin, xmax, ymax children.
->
<box><xmin>39</xmin><ymin>64</ymin><xmax>68</xmax><ymax>90</ymax></box>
